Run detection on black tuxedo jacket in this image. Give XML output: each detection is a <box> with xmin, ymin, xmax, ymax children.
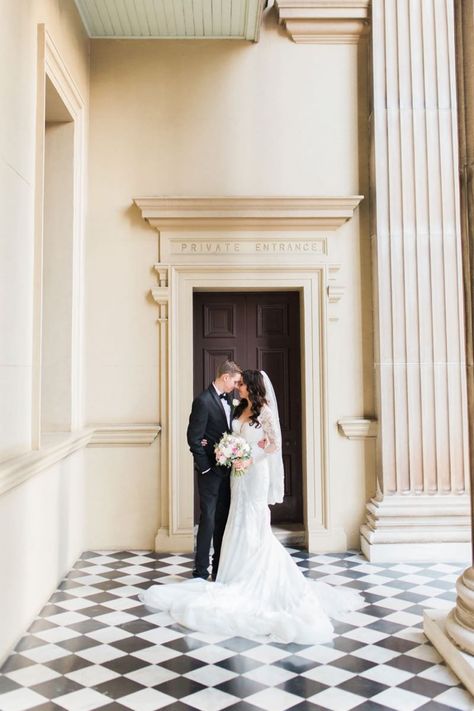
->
<box><xmin>187</xmin><ymin>385</ymin><xmax>234</xmax><ymax>474</ymax></box>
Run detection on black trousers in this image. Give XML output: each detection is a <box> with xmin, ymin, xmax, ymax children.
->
<box><xmin>194</xmin><ymin>467</ymin><xmax>231</xmax><ymax>579</ymax></box>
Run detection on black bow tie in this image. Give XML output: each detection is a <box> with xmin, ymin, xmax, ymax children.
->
<box><xmin>219</xmin><ymin>393</ymin><xmax>229</xmax><ymax>401</ymax></box>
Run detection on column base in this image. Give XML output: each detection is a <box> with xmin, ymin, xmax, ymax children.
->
<box><xmin>424</xmin><ymin>609</ymin><xmax>474</xmax><ymax>695</ymax></box>
<box><xmin>360</xmin><ymin>494</ymin><xmax>471</xmax><ymax>562</ymax></box>
<box><xmin>155</xmin><ymin>527</ymin><xmax>194</xmax><ymax>553</ymax></box>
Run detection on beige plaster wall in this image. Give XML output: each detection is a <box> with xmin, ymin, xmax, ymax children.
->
<box><xmin>0</xmin><ymin>0</ymin><xmax>89</xmax><ymax>661</ymax></box>
<box><xmin>86</xmin><ymin>9</ymin><xmax>373</xmax><ymax>549</ymax></box>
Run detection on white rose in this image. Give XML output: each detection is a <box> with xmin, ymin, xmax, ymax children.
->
<box><xmin>232</xmin><ymin>399</ymin><xmax>240</xmax><ymax>407</ymax></box>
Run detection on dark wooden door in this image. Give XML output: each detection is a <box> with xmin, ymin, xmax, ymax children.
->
<box><xmin>193</xmin><ymin>292</ymin><xmax>302</xmax><ymax>524</ymax></box>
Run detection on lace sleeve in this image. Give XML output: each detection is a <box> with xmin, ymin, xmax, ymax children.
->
<box><xmin>259</xmin><ymin>405</ymin><xmax>281</xmax><ymax>453</ymax></box>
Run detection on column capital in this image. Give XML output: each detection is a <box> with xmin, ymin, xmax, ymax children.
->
<box><xmin>275</xmin><ymin>0</ymin><xmax>369</xmax><ymax>44</ymax></box>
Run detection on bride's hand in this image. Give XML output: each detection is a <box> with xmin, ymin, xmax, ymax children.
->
<box><xmin>201</xmin><ymin>438</ymin><xmax>208</xmax><ymax>446</ymax></box>
<box><xmin>257</xmin><ymin>438</ymin><xmax>267</xmax><ymax>450</ymax></box>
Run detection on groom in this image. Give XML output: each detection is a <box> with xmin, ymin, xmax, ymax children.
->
<box><xmin>187</xmin><ymin>360</ymin><xmax>242</xmax><ymax>580</ymax></box>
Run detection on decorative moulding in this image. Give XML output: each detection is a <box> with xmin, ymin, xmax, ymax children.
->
<box><xmin>337</xmin><ymin>417</ymin><xmax>377</xmax><ymax>439</ymax></box>
<box><xmin>88</xmin><ymin>424</ymin><xmax>161</xmax><ymax>447</ymax></box>
<box><xmin>134</xmin><ymin>196</ymin><xmax>363</xmax><ymax>231</ymax></box>
<box><xmin>276</xmin><ymin>0</ymin><xmax>370</xmax><ymax>44</ymax></box>
<box><xmin>0</xmin><ymin>430</ymin><xmax>93</xmax><ymax>497</ymax></box>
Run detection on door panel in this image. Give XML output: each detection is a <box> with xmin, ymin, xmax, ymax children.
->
<box><xmin>193</xmin><ymin>292</ymin><xmax>302</xmax><ymax>524</ymax></box>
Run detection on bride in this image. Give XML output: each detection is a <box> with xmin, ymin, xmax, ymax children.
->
<box><xmin>140</xmin><ymin>370</ymin><xmax>363</xmax><ymax>644</ymax></box>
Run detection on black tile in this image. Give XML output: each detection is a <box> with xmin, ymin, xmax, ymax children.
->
<box><xmin>0</xmin><ymin>654</ymin><xmax>35</xmax><ymax>673</ymax></box>
<box><xmin>217</xmin><ymin>655</ymin><xmax>263</xmax><ymax>674</ymax></box>
<box><xmin>331</xmin><ymin>637</ymin><xmax>365</xmax><ymax>653</ymax></box>
<box><xmin>69</xmin><ymin>619</ymin><xmax>106</xmax><ymax>635</ymax></box>
<box><xmin>102</xmin><ymin>654</ymin><xmax>149</xmax><ymax>675</ymax></box>
<box><xmin>159</xmin><ymin>655</ymin><xmax>207</xmax><ymax>675</ymax></box>
<box><xmin>399</xmin><ymin>675</ymin><xmax>451</xmax><ymax>697</ymax></box>
<box><xmin>163</xmin><ymin>636</ymin><xmax>207</xmax><ymax>654</ymax></box>
<box><xmin>0</xmin><ymin>675</ymin><xmax>21</xmax><ymax>693</ymax></box>
<box><xmin>366</xmin><ymin>620</ymin><xmax>406</xmax><ymax>634</ymax></box>
<box><xmin>416</xmin><ymin>703</ymin><xmax>462</xmax><ymax>711</ymax></box>
<box><xmin>386</xmin><ymin>654</ymin><xmax>432</xmax><ymax>674</ymax></box>
<box><xmin>275</xmin><ymin>676</ymin><xmax>329</xmax><ymax>698</ymax></box>
<box><xmin>38</xmin><ymin>605</ymin><xmax>64</xmax><ymax>618</ymax></box>
<box><xmin>215</xmin><ymin>676</ymin><xmax>266</xmax><ymax>698</ymax></box>
<box><xmin>329</xmin><ymin>655</ymin><xmax>375</xmax><ymax>674</ymax></box>
<box><xmin>375</xmin><ymin>637</ymin><xmax>418</xmax><ymax>653</ymax></box>
<box><xmin>25</xmin><ymin>703</ymin><xmax>65</xmax><ymax>711</ymax></box>
<box><xmin>78</xmin><ymin>604</ymin><xmax>113</xmax><ymax>618</ymax></box>
<box><xmin>27</xmin><ymin>619</ymin><xmax>57</xmax><ymax>633</ymax></box>
<box><xmin>338</xmin><ymin>675</ymin><xmax>389</xmax><ymax>698</ymax></box>
<box><xmin>94</xmin><ymin>580</ymin><xmax>126</xmax><ymax>591</ymax></box>
<box><xmin>85</xmin><ymin>592</ymin><xmax>118</xmax><ymax>604</ymax></box>
<box><xmin>31</xmin><ymin>676</ymin><xmax>83</xmax><ymax>699</ymax></box>
<box><xmin>274</xmin><ymin>655</ymin><xmax>319</xmax><ymax>674</ymax></box>
<box><xmin>94</xmin><ymin>676</ymin><xmax>145</xmax><ymax>699</ymax></box>
<box><xmin>110</xmin><ymin>636</ymin><xmax>155</xmax><ymax>654</ymax></box>
<box><xmin>362</xmin><ymin>605</ymin><xmax>396</xmax><ymax>619</ymax></box>
<box><xmin>118</xmin><ymin>620</ymin><xmax>155</xmax><ymax>635</ymax></box>
<box><xmin>154</xmin><ymin>677</ymin><xmax>206</xmax><ymax>698</ymax></box>
<box><xmin>14</xmin><ymin>636</ymin><xmax>48</xmax><ymax>652</ymax></box>
<box><xmin>352</xmin><ymin>702</ymin><xmax>396</xmax><ymax>711</ymax></box>
<box><xmin>331</xmin><ymin>620</ymin><xmax>357</xmax><ymax>635</ymax></box>
<box><xmin>45</xmin><ymin>654</ymin><xmax>92</xmax><ymax>674</ymax></box>
<box><xmin>393</xmin><ymin>591</ymin><xmax>428</xmax><ymax>603</ymax></box>
<box><xmin>57</xmin><ymin>637</ymin><xmax>101</xmax><ymax>654</ymax></box>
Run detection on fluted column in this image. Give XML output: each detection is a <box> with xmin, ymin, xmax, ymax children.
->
<box><xmin>361</xmin><ymin>0</ymin><xmax>471</xmax><ymax>562</ymax></box>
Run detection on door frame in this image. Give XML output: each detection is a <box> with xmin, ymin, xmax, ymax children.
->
<box><xmin>156</xmin><ymin>265</ymin><xmax>348</xmax><ymax>553</ymax></box>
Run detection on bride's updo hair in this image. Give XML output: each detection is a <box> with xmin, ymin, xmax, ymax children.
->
<box><xmin>234</xmin><ymin>370</ymin><xmax>268</xmax><ymax>427</ymax></box>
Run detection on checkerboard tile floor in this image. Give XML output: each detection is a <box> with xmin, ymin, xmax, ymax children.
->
<box><xmin>1</xmin><ymin>550</ymin><xmax>473</xmax><ymax>711</ymax></box>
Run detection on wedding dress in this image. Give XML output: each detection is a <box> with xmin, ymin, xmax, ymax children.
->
<box><xmin>139</xmin><ymin>404</ymin><xmax>363</xmax><ymax>644</ymax></box>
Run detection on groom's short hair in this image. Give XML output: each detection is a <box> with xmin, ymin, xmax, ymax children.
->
<box><xmin>216</xmin><ymin>360</ymin><xmax>241</xmax><ymax>378</ymax></box>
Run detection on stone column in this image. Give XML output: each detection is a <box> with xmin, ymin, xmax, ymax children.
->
<box><xmin>361</xmin><ymin>0</ymin><xmax>471</xmax><ymax>562</ymax></box>
<box><xmin>422</xmin><ymin>0</ymin><xmax>474</xmax><ymax>694</ymax></box>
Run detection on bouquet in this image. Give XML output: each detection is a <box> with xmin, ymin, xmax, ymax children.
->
<box><xmin>214</xmin><ymin>432</ymin><xmax>252</xmax><ymax>477</ymax></box>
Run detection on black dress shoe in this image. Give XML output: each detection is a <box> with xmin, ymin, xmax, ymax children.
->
<box><xmin>192</xmin><ymin>570</ymin><xmax>209</xmax><ymax>580</ymax></box>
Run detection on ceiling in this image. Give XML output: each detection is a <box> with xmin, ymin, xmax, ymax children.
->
<box><xmin>74</xmin><ymin>0</ymin><xmax>266</xmax><ymax>41</ymax></box>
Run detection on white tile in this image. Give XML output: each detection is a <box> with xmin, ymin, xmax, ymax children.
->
<box><xmin>405</xmin><ymin>644</ymin><xmax>443</xmax><ymax>663</ymax></box>
<box><xmin>358</xmin><ymin>574</ymin><xmax>393</xmax><ymax>585</ymax></box>
<box><xmin>393</xmin><ymin>628</ymin><xmax>426</xmax><ymax>644</ymax></box>
<box><xmin>115</xmin><ymin>565</ymin><xmax>150</xmax><ymax>575</ymax></box>
<box><xmin>136</xmin><ymin>626</ymin><xmax>184</xmax><ymax>644</ymax></box>
<box><xmin>107</xmin><ymin>585</ymin><xmax>143</xmax><ymax>597</ymax></box>
<box><xmin>83</xmin><ymin>555</ymin><xmax>117</xmax><ymax>564</ymax></box>
<box><xmin>54</xmin><ymin>688</ymin><xmax>111</xmax><ymax>710</ymax></box>
<box><xmin>359</xmin><ymin>663</ymin><xmax>414</xmax><ymax>686</ymax></box>
<box><xmin>430</xmin><ymin>564</ymin><xmax>463</xmax><ymax>573</ymax></box>
<box><xmin>374</xmin><ymin>597</ymin><xmax>415</xmax><ymax>611</ymax></box>
<box><xmin>371</xmin><ymin>687</ymin><xmax>433</xmax><ymax>711</ymax></box>
<box><xmin>418</xmin><ymin>663</ymin><xmax>462</xmax><ymax>686</ymax></box>
<box><xmin>182</xmin><ymin>687</ymin><xmax>240</xmax><ymax>711</ymax></box>
<box><xmin>120</xmin><ymin>688</ymin><xmax>176</xmax><ymax>710</ymax></box>
<box><xmin>421</xmin><ymin>596</ymin><xmax>454</xmax><ymax>610</ymax></box>
<box><xmin>343</xmin><ymin>627</ymin><xmax>389</xmax><ymax>644</ymax></box>
<box><xmin>94</xmin><ymin>611</ymin><xmax>137</xmax><ymax>626</ymax></box>
<box><xmin>434</xmin><ymin>686</ymin><xmax>474</xmax><ymax>710</ymax></box>
<box><xmin>185</xmin><ymin>664</ymin><xmax>237</xmax><ymax>687</ymax></box>
<box><xmin>143</xmin><ymin>611</ymin><xmax>175</xmax><ymax>627</ymax></box>
<box><xmin>295</xmin><ymin>645</ymin><xmax>345</xmax><ymax>664</ymax></box>
<box><xmin>79</xmin><ymin>565</ymin><xmax>114</xmax><ymax>575</ymax></box>
<box><xmin>159</xmin><ymin>555</ymin><xmax>195</xmax><ymax>564</ymax></box>
<box><xmin>5</xmin><ymin>664</ymin><xmax>60</xmax><ymax>687</ymax></box>
<box><xmin>35</xmin><ymin>626</ymin><xmax>81</xmax><ymax>643</ymax></box>
<box><xmin>400</xmin><ymin>576</ymin><xmax>434</xmax><ymax>586</ymax></box>
<box><xmin>55</xmin><ymin>597</ymin><xmax>97</xmax><ymax>611</ymax></box>
<box><xmin>122</xmin><ymin>554</ymin><xmax>157</xmax><ymax>564</ymax></box>
<box><xmin>186</xmin><ymin>644</ymin><xmax>234</xmax><ymax>664</ymax></box>
<box><xmin>383</xmin><ymin>611</ymin><xmax>423</xmax><ymax>626</ymax></box>
<box><xmin>65</xmin><ymin>664</ymin><xmax>120</xmax><ymax>687</ymax></box>
<box><xmin>189</xmin><ymin>631</ymin><xmax>234</xmax><ymax>644</ymax></box>
<box><xmin>45</xmin><ymin>611</ymin><xmax>89</xmax><ymax>626</ymax></box>
<box><xmin>245</xmin><ymin>687</ymin><xmax>304</xmax><ymax>711</ymax></box>
<box><xmin>302</xmin><ymin>665</ymin><xmax>355</xmax><ymax>686</ymax></box>
<box><xmin>243</xmin><ymin>664</ymin><xmax>296</xmax><ymax>686</ymax></box>
<box><xmin>85</xmin><ymin>626</ymin><xmax>132</xmax><ymax>644</ymax></box>
<box><xmin>352</xmin><ymin>644</ymin><xmax>400</xmax><ymax>664</ymax></box>
<box><xmin>64</xmin><ymin>586</ymin><xmax>102</xmax><ymax>598</ymax></box>
<box><xmin>308</xmin><ymin>687</ymin><xmax>366</xmax><ymax>711</ymax></box>
<box><xmin>126</xmin><ymin>665</ymin><xmax>179</xmax><ymax>686</ymax></box>
<box><xmin>0</xmin><ymin>688</ymin><xmax>48</xmax><ymax>711</ymax></box>
<box><xmin>390</xmin><ymin>565</ymin><xmax>424</xmax><ymax>574</ymax></box>
<box><xmin>100</xmin><ymin>596</ymin><xmax>140</xmax><ymax>611</ymax></box>
<box><xmin>21</xmin><ymin>643</ymin><xmax>70</xmax><ymax>663</ymax></box>
<box><xmin>241</xmin><ymin>645</ymin><xmax>291</xmax><ymax>664</ymax></box>
<box><xmin>364</xmin><ymin>585</ymin><xmax>405</xmax><ymax>598</ymax></box>
<box><xmin>75</xmin><ymin>643</ymin><xmax>126</xmax><ymax>664</ymax></box>
<box><xmin>131</xmin><ymin>645</ymin><xmax>181</xmax><ymax>664</ymax></box>
<box><xmin>73</xmin><ymin>575</ymin><xmax>108</xmax><ymax>586</ymax></box>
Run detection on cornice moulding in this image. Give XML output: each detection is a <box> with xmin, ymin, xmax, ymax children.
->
<box><xmin>134</xmin><ymin>196</ymin><xmax>363</xmax><ymax>231</ymax></box>
<box><xmin>276</xmin><ymin>0</ymin><xmax>369</xmax><ymax>44</ymax></box>
<box><xmin>88</xmin><ymin>424</ymin><xmax>161</xmax><ymax>447</ymax></box>
<box><xmin>337</xmin><ymin>417</ymin><xmax>377</xmax><ymax>439</ymax></box>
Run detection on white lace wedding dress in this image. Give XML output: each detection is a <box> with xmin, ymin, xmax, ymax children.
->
<box><xmin>140</xmin><ymin>406</ymin><xmax>363</xmax><ymax>644</ymax></box>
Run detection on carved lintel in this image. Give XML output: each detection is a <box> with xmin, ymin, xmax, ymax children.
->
<box><xmin>276</xmin><ymin>0</ymin><xmax>370</xmax><ymax>44</ymax></box>
<box><xmin>154</xmin><ymin>265</ymin><xmax>169</xmax><ymax>287</ymax></box>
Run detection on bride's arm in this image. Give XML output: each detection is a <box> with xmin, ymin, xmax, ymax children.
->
<box><xmin>259</xmin><ymin>405</ymin><xmax>281</xmax><ymax>453</ymax></box>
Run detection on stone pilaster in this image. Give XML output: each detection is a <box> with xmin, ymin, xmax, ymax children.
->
<box><xmin>423</xmin><ymin>0</ymin><xmax>474</xmax><ymax>693</ymax></box>
<box><xmin>361</xmin><ymin>0</ymin><xmax>471</xmax><ymax>562</ymax></box>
